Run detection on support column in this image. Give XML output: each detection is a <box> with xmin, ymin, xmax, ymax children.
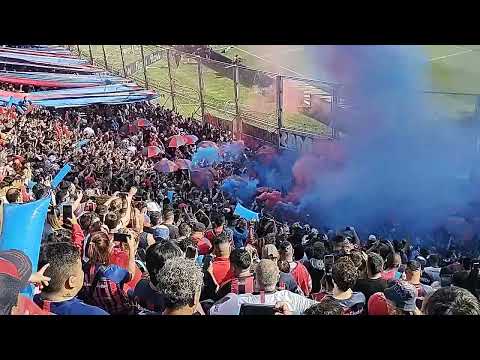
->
<box><xmin>167</xmin><ymin>49</ymin><xmax>176</xmax><ymax>111</ymax></box>
<box><xmin>119</xmin><ymin>45</ymin><xmax>127</xmax><ymax>77</ymax></box>
<box><xmin>88</xmin><ymin>45</ymin><xmax>94</xmax><ymax>65</ymax></box>
<box><xmin>102</xmin><ymin>45</ymin><xmax>108</xmax><ymax>70</ymax></box>
<box><xmin>233</xmin><ymin>65</ymin><xmax>241</xmax><ymax>140</ymax></box>
<box><xmin>197</xmin><ymin>58</ymin><xmax>205</xmax><ymax>123</ymax></box>
<box><xmin>140</xmin><ymin>45</ymin><xmax>149</xmax><ymax>89</ymax></box>
<box><xmin>276</xmin><ymin>75</ymin><xmax>283</xmax><ymax>148</ymax></box>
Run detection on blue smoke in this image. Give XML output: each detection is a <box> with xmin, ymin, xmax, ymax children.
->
<box><xmin>296</xmin><ymin>45</ymin><xmax>478</xmax><ymax>235</ymax></box>
<box><xmin>221</xmin><ymin>176</ymin><xmax>259</xmax><ymax>205</ymax></box>
<box><xmin>192</xmin><ymin>147</ymin><xmax>220</xmax><ymax>166</ymax></box>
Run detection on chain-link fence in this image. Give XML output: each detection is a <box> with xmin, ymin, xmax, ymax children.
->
<box><xmin>69</xmin><ymin>45</ymin><xmax>480</xmax><ymax>151</ymax></box>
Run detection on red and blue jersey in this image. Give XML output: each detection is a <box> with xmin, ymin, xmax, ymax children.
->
<box><xmin>33</xmin><ymin>295</ymin><xmax>109</xmax><ymax>315</ymax></box>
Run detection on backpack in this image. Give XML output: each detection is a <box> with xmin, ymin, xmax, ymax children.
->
<box><xmin>81</xmin><ymin>263</ymin><xmax>136</xmax><ymax>315</ymax></box>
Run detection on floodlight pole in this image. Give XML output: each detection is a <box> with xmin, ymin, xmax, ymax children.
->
<box><xmin>233</xmin><ymin>64</ymin><xmax>241</xmax><ymax>140</ymax></box>
<box><xmin>275</xmin><ymin>75</ymin><xmax>283</xmax><ymax>148</ymax></box>
<box><xmin>197</xmin><ymin>57</ymin><xmax>205</xmax><ymax>123</ymax></box>
<box><xmin>140</xmin><ymin>45</ymin><xmax>149</xmax><ymax>89</ymax></box>
<box><xmin>166</xmin><ymin>49</ymin><xmax>176</xmax><ymax>112</ymax></box>
<box><xmin>76</xmin><ymin>45</ymin><xmax>81</xmax><ymax>57</ymax></box>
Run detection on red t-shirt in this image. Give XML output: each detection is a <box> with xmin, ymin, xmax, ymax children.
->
<box><xmin>211</xmin><ymin>257</ymin><xmax>233</xmax><ymax>285</ymax></box>
<box><xmin>191</xmin><ymin>233</ymin><xmax>212</xmax><ymax>255</ymax></box>
<box><xmin>109</xmin><ymin>248</ymin><xmax>142</xmax><ymax>292</ymax></box>
<box><xmin>16</xmin><ymin>295</ymin><xmax>52</xmax><ymax>315</ymax></box>
<box><xmin>290</xmin><ymin>261</ymin><xmax>312</xmax><ymax>296</ymax></box>
<box><xmin>381</xmin><ymin>269</ymin><xmax>397</xmax><ymax>281</ymax></box>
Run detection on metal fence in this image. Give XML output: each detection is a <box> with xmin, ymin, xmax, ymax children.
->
<box><xmin>68</xmin><ymin>45</ymin><xmax>480</xmax><ymax>152</ymax></box>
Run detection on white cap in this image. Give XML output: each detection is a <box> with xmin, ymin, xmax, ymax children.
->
<box><xmin>209</xmin><ymin>293</ymin><xmax>241</xmax><ymax>315</ymax></box>
<box><xmin>146</xmin><ymin>201</ymin><xmax>162</xmax><ymax>213</ymax></box>
<box><xmin>368</xmin><ymin>235</ymin><xmax>377</xmax><ymax>241</ymax></box>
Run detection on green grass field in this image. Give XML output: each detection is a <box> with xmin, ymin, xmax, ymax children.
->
<box><xmin>76</xmin><ymin>45</ymin><xmax>480</xmax><ymax>135</ymax></box>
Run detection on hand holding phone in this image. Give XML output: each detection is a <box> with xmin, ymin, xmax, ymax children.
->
<box><xmin>63</xmin><ymin>204</ymin><xmax>73</xmax><ymax>221</ymax></box>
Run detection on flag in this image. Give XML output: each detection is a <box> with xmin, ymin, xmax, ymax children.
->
<box><xmin>234</xmin><ymin>203</ymin><xmax>259</xmax><ymax>222</ymax></box>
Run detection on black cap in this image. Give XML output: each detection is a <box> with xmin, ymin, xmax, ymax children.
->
<box><xmin>191</xmin><ymin>222</ymin><xmax>206</xmax><ymax>232</ymax></box>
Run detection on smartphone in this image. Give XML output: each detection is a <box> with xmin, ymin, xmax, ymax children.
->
<box><xmin>239</xmin><ymin>304</ymin><xmax>276</xmax><ymax>316</ymax></box>
<box><xmin>185</xmin><ymin>246</ymin><xmax>197</xmax><ymax>259</ymax></box>
<box><xmin>113</xmin><ymin>232</ymin><xmax>130</xmax><ymax>243</ymax></box>
<box><xmin>63</xmin><ymin>204</ymin><xmax>73</xmax><ymax>220</ymax></box>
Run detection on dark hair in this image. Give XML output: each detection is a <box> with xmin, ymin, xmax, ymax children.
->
<box><xmin>428</xmin><ymin>254</ymin><xmax>439</xmax><ymax>267</ymax></box>
<box><xmin>88</xmin><ymin>231</ymin><xmax>111</xmax><ymax>265</ymax></box>
<box><xmin>149</xmin><ymin>211</ymin><xmax>162</xmax><ymax>226</ymax></box>
<box><xmin>406</xmin><ymin>260</ymin><xmax>421</xmax><ymax>273</ymax></box>
<box><xmin>293</xmin><ymin>244</ymin><xmax>304</xmax><ymax>261</ymax></box>
<box><xmin>213</xmin><ymin>232</ymin><xmax>230</xmax><ymax>247</ymax></box>
<box><xmin>367</xmin><ymin>252</ymin><xmax>384</xmax><ymax>276</ymax></box>
<box><xmin>178</xmin><ymin>222</ymin><xmax>191</xmax><ymax>237</ymax></box>
<box><xmin>145</xmin><ymin>241</ymin><xmax>183</xmax><ymax>286</ymax></box>
<box><xmin>277</xmin><ymin>259</ymin><xmax>290</xmax><ymax>273</ymax></box>
<box><xmin>45</xmin><ymin>228</ymin><xmax>72</xmax><ymax>245</ymax></box>
<box><xmin>462</xmin><ymin>257</ymin><xmax>472</xmax><ymax>270</ymax></box>
<box><xmin>304</xmin><ymin>297</ymin><xmax>344</xmax><ymax>315</ymax></box>
<box><xmin>104</xmin><ymin>212</ymin><xmax>120</xmax><ymax>230</ymax></box>
<box><xmin>38</xmin><ymin>242</ymin><xmax>81</xmax><ymax>294</ymax></box>
<box><xmin>385</xmin><ymin>252</ymin><xmax>401</xmax><ymax>269</ymax></box>
<box><xmin>56</xmin><ymin>189</ymin><xmax>69</xmax><ymax>204</ymax></box>
<box><xmin>211</xmin><ymin>212</ymin><xmax>225</xmax><ymax>227</ymax></box>
<box><xmin>349</xmin><ymin>251</ymin><xmax>363</xmax><ymax>269</ymax></box>
<box><xmin>423</xmin><ymin>286</ymin><xmax>480</xmax><ymax>315</ymax></box>
<box><xmin>178</xmin><ymin>237</ymin><xmax>196</xmax><ymax>253</ymax></box>
<box><xmin>230</xmin><ymin>249</ymin><xmax>251</xmax><ymax>271</ymax></box>
<box><xmin>6</xmin><ymin>188</ymin><xmax>21</xmax><ymax>203</ymax></box>
<box><xmin>332</xmin><ymin>258</ymin><xmax>358</xmax><ymax>292</ymax></box>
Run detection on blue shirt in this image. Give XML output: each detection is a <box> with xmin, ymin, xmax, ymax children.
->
<box><xmin>133</xmin><ymin>278</ymin><xmax>165</xmax><ymax>313</ymax></box>
<box><xmin>33</xmin><ymin>295</ymin><xmax>109</xmax><ymax>315</ymax></box>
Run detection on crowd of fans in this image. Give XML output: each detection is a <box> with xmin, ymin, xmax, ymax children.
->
<box><xmin>1</xmin><ymin>92</ymin><xmax>480</xmax><ymax>316</ymax></box>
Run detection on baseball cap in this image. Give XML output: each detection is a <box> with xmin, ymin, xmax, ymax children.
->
<box><xmin>262</xmin><ymin>244</ymin><xmax>279</xmax><ymax>259</ymax></box>
<box><xmin>0</xmin><ymin>249</ymin><xmax>32</xmax><ymax>284</ymax></box>
<box><xmin>383</xmin><ymin>280</ymin><xmax>417</xmax><ymax>312</ymax></box>
<box><xmin>367</xmin><ymin>292</ymin><xmax>389</xmax><ymax>315</ymax></box>
<box><xmin>368</xmin><ymin>235</ymin><xmax>377</xmax><ymax>241</ymax></box>
<box><xmin>209</xmin><ymin>293</ymin><xmax>241</xmax><ymax>315</ymax></box>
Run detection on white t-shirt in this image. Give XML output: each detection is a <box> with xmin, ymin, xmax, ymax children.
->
<box><xmin>238</xmin><ymin>290</ymin><xmax>316</xmax><ymax>314</ymax></box>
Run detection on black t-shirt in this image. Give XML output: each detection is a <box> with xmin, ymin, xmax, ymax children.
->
<box><xmin>165</xmin><ymin>224</ymin><xmax>180</xmax><ymax>240</ymax></box>
<box><xmin>353</xmin><ymin>278</ymin><xmax>387</xmax><ymax>303</ymax></box>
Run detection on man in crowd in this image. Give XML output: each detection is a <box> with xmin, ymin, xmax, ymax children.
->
<box><xmin>133</xmin><ymin>241</ymin><xmax>183</xmax><ymax>313</ymax></box>
<box><xmin>205</xmin><ymin>212</ymin><xmax>233</xmax><ymax>245</ymax></box>
<box><xmin>149</xmin><ymin>211</ymin><xmax>169</xmax><ymax>241</ymax></box>
<box><xmin>353</xmin><ymin>252</ymin><xmax>387</xmax><ymax>304</ymax></box>
<box><xmin>162</xmin><ymin>208</ymin><xmax>179</xmax><ymax>240</ymax></box>
<box><xmin>405</xmin><ymin>260</ymin><xmax>435</xmax><ymax>309</ymax></box>
<box><xmin>190</xmin><ymin>222</ymin><xmax>212</xmax><ymax>256</ymax></box>
<box><xmin>262</xmin><ymin>244</ymin><xmax>301</xmax><ymax>293</ymax></box>
<box><xmin>278</xmin><ymin>241</ymin><xmax>312</xmax><ymax>296</ymax></box>
<box><xmin>209</xmin><ymin>232</ymin><xmax>233</xmax><ymax>286</ymax></box>
<box><xmin>328</xmin><ymin>257</ymin><xmax>365</xmax><ymax>315</ymax></box>
<box><xmin>236</xmin><ymin>259</ymin><xmax>317</xmax><ymax>314</ymax></box>
<box><xmin>214</xmin><ymin>248</ymin><xmax>254</xmax><ymax>300</ymax></box>
<box><xmin>424</xmin><ymin>254</ymin><xmax>441</xmax><ymax>284</ymax></box>
<box><xmin>34</xmin><ymin>242</ymin><xmax>108</xmax><ymax>315</ymax></box>
<box><xmin>156</xmin><ymin>257</ymin><xmax>204</xmax><ymax>315</ymax></box>
<box><xmin>423</xmin><ymin>286</ymin><xmax>480</xmax><ymax>315</ymax></box>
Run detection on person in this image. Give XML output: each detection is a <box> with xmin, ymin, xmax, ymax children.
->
<box><xmin>205</xmin><ymin>212</ymin><xmax>233</xmax><ymax>245</ymax></box>
<box><xmin>303</xmin><ymin>297</ymin><xmax>344</xmax><ymax>315</ymax></box>
<box><xmin>353</xmin><ymin>252</ymin><xmax>387</xmax><ymax>305</ymax></box>
<box><xmin>0</xmin><ymin>249</ymin><xmax>52</xmax><ymax>315</ymax></box>
<box><xmin>234</xmin><ymin>259</ymin><xmax>317</xmax><ymax>315</ymax></box>
<box><xmin>214</xmin><ymin>249</ymin><xmax>254</xmax><ymax>300</ymax></box>
<box><xmin>190</xmin><ymin>222</ymin><xmax>212</xmax><ymax>256</ymax></box>
<box><xmin>303</xmin><ymin>242</ymin><xmax>325</xmax><ymax>294</ymax></box>
<box><xmin>133</xmin><ymin>241</ymin><xmax>183</xmax><ymax>313</ymax></box>
<box><xmin>424</xmin><ymin>254</ymin><xmax>441</xmax><ymax>283</ymax></box>
<box><xmin>232</xmin><ymin>219</ymin><xmax>248</xmax><ymax>249</ymax></box>
<box><xmin>81</xmin><ymin>230</ymin><xmax>137</xmax><ymax>315</ymax></box>
<box><xmin>382</xmin><ymin>252</ymin><xmax>402</xmax><ymax>281</ymax></box>
<box><xmin>209</xmin><ymin>232</ymin><xmax>234</xmax><ymax>286</ymax></box>
<box><xmin>162</xmin><ymin>209</ymin><xmax>179</xmax><ymax>240</ymax></box>
<box><xmin>422</xmin><ymin>286</ymin><xmax>480</xmax><ymax>315</ymax></box>
<box><xmin>405</xmin><ymin>260</ymin><xmax>434</xmax><ymax>309</ymax></box>
<box><xmin>34</xmin><ymin>242</ymin><xmax>108</xmax><ymax>315</ymax></box>
<box><xmin>262</xmin><ymin>244</ymin><xmax>301</xmax><ymax>293</ymax></box>
<box><xmin>383</xmin><ymin>279</ymin><xmax>422</xmax><ymax>315</ymax></box>
<box><xmin>325</xmin><ymin>257</ymin><xmax>365</xmax><ymax>315</ymax></box>
<box><xmin>156</xmin><ymin>257</ymin><xmax>204</xmax><ymax>315</ymax></box>
<box><xmin>278</xmin><ymin>241</ymin><xmax>312</xmax><ymax>296</ymax></box>
<box><xmin>149</xmin><ymin>211</ymin><xmax>170</xmax><ymax>241</ymax></box>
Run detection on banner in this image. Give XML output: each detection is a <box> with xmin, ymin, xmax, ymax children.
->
<box><xmin>234</xmin><ymin>203</ymin><xmax>259</xmax><ymax>222</ymax></box>
<box><xmin>51</xmin><ymin>163</ymin><xmax>72</xmax><ymax>188</ymax></box>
